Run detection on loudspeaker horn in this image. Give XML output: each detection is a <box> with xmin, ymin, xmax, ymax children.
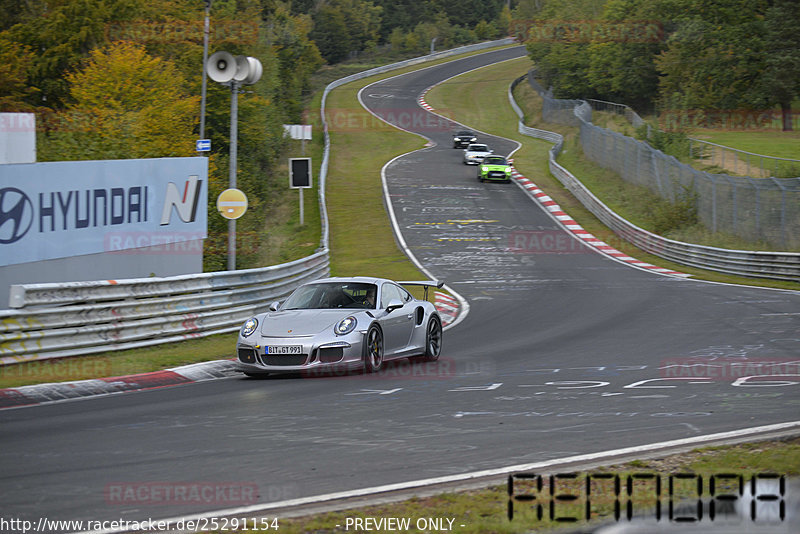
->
<box><xmin>232</xmin><ymin>55</ymin><xmax>250</xmax><ymax>82</ymax></box>
<box><xmin>207</xmin><ymin>51</ymin><xmax>236</xmax><ymax>83</ymax></box>
<box><xmin>241</xmin><ymin>57</ymin><xmax>263</xmax><ymax>85</ymax></box>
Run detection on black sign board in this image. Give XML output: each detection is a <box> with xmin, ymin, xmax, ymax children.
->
<box><xmin>289</xmin><ymin>158</ymin><xmax>312</xmax><ymax>189</ymax></box>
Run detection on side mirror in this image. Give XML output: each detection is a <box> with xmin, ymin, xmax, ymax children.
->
<box><xmin>386</xmin><ymin>299</ymin><xmax>404</xmax><ymax>313</ymax></box>
<box><xmin>269</xmin><ymin>301</ymin><xmax>280</xmax><ymax>312</ymax></box>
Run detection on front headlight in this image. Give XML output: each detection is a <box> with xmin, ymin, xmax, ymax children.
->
<box><xmin>470</xmin><ymin>137</ymin><xmax>477</xmax><ymax>142</ymax></box>
<box><xmin>481</xmin><ymin>166</ymin><xmax>488</xmax><ymax>172</ymax></box>
<box><xmin>334</xmin><ymin>316</ymin><xmax>357</xmax><ymax>335</ymax></box>
<box><xmin>505</xmin><ymin>167</ymin><xmax>512</xmax><ymax>174</ymax></box>
<box><xmin>241</xmin><ymin>317</ymin><xmax>258</xmax><ymax>337</ymax></box>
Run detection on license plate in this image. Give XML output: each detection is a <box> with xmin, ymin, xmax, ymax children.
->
<box><xmin>265</xmin><ymin>345</ymin><xmax>302</xmax><ymax>355</ymax></box>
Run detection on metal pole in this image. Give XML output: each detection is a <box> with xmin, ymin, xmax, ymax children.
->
<box><xmin>200</xmin><ymin>0</ymin><xmax>211</xmax><ymax>141</ymax></box>
<box><xmin>300</xmin><ymin>139</ymin><xmax>305</xmax><ymax>226</ymax></box>
<box><xmin>227</xmin><ymin>81</ymin><xmax>238</xmax><ymax>270</ymax></box>
<box><xmin>299</xmin><ymin>188</ymin><xmax>304</xmax><ymax>226</ymax></box>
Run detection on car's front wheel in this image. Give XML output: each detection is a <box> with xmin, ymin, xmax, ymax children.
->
<box><xmin>363</xmin><ymin>324</ymin><xmax>384</xmax><ymax>373</ymax></box>
<box><xmin>422</xmin><ymin>316</ymin><xmax>442</xmax><ymax>361</ymax></box>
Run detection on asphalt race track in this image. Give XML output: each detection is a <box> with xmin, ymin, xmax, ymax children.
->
<box><xmin>1</xmin><ymin>46</ymin><xmax>799</xmax><ymax>530</ymax></box>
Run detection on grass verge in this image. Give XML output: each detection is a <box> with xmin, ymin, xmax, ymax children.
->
<box><xmin>683</xmin><ymin>130</ymin><xmax>800</xmax><ymax>161</ymax></box>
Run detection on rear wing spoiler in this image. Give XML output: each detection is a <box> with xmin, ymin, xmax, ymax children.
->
<box><xmin>399</xmin><ymin>280</ymin><xmax>444</xmax><ymax>301</ymax></box>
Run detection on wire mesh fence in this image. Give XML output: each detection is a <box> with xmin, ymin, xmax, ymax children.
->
<box><xmin>526</xmin><ymin>71</ymin><xmax>800</xmax><ymax>249</ymax></box>
<box><xmin>688</xmin><ymin>139</ymin><xmax>800</xmax><ymax>179</ymax></box>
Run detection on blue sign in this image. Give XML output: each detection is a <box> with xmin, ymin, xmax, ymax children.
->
<box><xmin>196</xmin><ymin>139</ymin><xmax>211</xmax><ymax>152</ymax></box>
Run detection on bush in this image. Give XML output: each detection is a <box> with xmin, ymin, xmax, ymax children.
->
<box><xmin>636</xmin><ymin>124</ymin><xmax>692</xmax><ymax>161</ymax></box>
<box><xmin>647</xmin><ymin>185</ymin><xmax>699</xmax><ymax>235</ymax></box>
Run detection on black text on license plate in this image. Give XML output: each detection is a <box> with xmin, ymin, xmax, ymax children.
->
<box><xmin>266</xmin><ymin>345</ymin><xmax>302</xmax><ymax>355</ymax></box>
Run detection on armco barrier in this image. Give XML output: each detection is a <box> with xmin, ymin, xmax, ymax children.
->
<box><xmin>1</xmin><ymin>252</ymin><xmax>330</xmax><ymax>364</ymax></box>
<box><xmin>509</xmin><ymin>75</ymin><xmax>800</xmax><ymax>282</ymax></box>
<box><xmin>1</xmin><ymin>40</ymin><xmax>513</xmax><ymax>365</ymax></box>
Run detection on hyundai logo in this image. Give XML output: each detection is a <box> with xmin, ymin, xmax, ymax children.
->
<box><xmin>0</xmin><ymin>187</ymin><xmax>34</xmax><ymax>244</ymax></box>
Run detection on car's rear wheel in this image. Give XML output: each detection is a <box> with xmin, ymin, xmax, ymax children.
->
<box><xmin>363</xmin><ymin>324</ymin><xmax>384</xmax><ymax>373</ymax></box>
<box><xmin>422</xmin><ymin>316</ymin><xmax>442</xmax><ymax>361</ymax></box>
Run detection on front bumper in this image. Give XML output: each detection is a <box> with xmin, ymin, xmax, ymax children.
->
<box><xmin>236</xmin><ymin>334</ymin><xmax>365</xmax><ymax>374</ymax></box>
<box><xmin>480</xmin><ymin>169</ymin><xmax>512</xmax><ymax>181</ymax></box>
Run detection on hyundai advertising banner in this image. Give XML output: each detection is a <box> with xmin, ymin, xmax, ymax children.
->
<box><xmin>0</xmin><ymin>157</ymin><xmax>207</xmax><ymax>267</ymax></box>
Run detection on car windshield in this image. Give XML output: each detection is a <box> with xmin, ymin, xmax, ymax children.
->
<box><xmin>468</xmin><ymin>145</ymin><xmax>488</xmax><ymax>152</ymax></box>
<box><xmin>282</xmin><ymin>282</ymin><xmax>377</xmax><ymax>310</ymax></box>
<box><xmin>456</xmin><ymin>131</ymin><xmax>473</xmax><ymax>137</ymax></box>
<box><xmin>484</xmin><ymin>156</ymin><xmax>507</xmax><ymax>165</ymax></box>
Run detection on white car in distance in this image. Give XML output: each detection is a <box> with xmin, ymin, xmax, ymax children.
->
<box><xmin>463</xmin><ymin>143</ymin><xmax>492</xmax><ymax>165</ymax></box>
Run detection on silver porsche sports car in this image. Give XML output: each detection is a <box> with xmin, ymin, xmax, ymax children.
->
<box><xmin>236</xmin><ymin>277</ymin><xmax>444</xmax><ymax>376</ymax></box>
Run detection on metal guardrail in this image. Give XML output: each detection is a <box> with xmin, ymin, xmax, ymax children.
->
<box><xmin>1</xmin><ymin>39</ymin><xmax>514</xmax><ymax>365</ymax></box>
<box><xmin>509</xmin><ymin>75</ymin><xmax>800</xmax><ymax>282</ymax></box>
<box><xmin>0</xmin><ymin>252</ymin><xmax>330</xmax><ymax>364</ymax></box>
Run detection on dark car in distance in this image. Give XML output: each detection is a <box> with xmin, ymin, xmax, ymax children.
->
<box><xmin>452</xmin><ymin>130</ymin><xmax>477</xmax><ymax>148</ymax></box>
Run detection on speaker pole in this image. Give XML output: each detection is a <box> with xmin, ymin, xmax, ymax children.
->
<box><xmin>227</xmin><ymin>80</ymin><xmax>239</xmax><ymax>271</ymax></box>
<box><xmin>200</xmin><ymin>0</ymin><xmax>211</xmax><ymax>143</ymax></box>
<box><xmin>206</xmin><ymin>50</ymin><xmax>260</xmax><ymax>271</ymax></box>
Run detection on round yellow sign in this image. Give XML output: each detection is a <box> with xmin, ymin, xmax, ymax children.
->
<box><xmin>216</xmin><ymin>188</ymin><xmax>248</xmax><ymax>220</ymax></box>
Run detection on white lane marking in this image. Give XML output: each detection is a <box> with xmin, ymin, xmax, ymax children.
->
<box><xmin>345</xmin><ymin>388</ymin><xmax>403</xmax><ymax>396</ymax></box>
<box><xmin>448</xmin><ymin>383</ymin><xmax>503</xmax><ymax>392</ymax></box>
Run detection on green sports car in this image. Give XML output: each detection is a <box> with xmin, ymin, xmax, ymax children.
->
<box><xmin>477</xmin><ymin>155</ymin><xmax>512</xmax><ymax>183</ymax></box>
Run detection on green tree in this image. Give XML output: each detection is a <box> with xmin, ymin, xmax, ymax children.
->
<box><xmin>762</xmin><ymin>0</ymin><xmax>800</xmax><ymax>131</ymax></box>
<box><xmin>524</xmin><ymin>0</ymin><xmax>614</xmax><ymax>99</ymax></box>
<box><xmin>38</xmin><ymin>41</ymin><xmax>198</xmax><ymax>161</ymax></box>
<box><xmin>497</xmin><ymin>3</ymin><xmax>512</xmax><ymax>36</ymax></box>
<box><xmin>474</xmin><ymin>20</ymin><xmax>498</xmax><ymax>40</ymax></box>
<box><xmin>310</xmin><ymin>0</ymin><xmax>382</xmax><ymax>63</ymax></box>
<box><xmin>586</xmin><ymin>0</ymin><xmax>664</xmax><ymax>111</ymax></box>
<box><xmin>512</xmin><ymin>0</ymin><xmax>546</xmax><ymax>20</ymax></box>
<box><xmin>389</xmin><ymin>26</ymin><xmax>406</xmax><ymax>52</ymax></box>
<box><xmin>654</xmin><ymin>0</ymin><xmax>767</xmax><ymax>115</ymax></box>
<box><xmin>310</xmin><ymin>3</ymin><xmax>350</xmax><ymax>63</ymax></box>
<box><xmin>0</xmin><ymin>37</ymin><xmax>37</xmax><ymax>111</ymax></box>
<box><xmin>266</xmin><ymin>3</ymin><xmax>323</xmax><ymax>121</ymax></box>
<box><xmin>2</xmin><ymin>0</ymin><xmax>140</xmax><ymax>108</ymax></box>
<box><xmin>438</xmin><ymin>0</ymin><xmax>504</xmax><ymax>28</ymax></box>
<box><xmin>372</xmin><ymin>0</ymin><xmax>438</xmax><ymax>38</ymax></box>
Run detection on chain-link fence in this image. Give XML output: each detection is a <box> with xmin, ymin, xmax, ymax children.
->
<box><xmin>688</xmin><ymin>139</ymin><xmax>800</xmax><ymax>179</ymax></box>
<box><xmin>527</xmin><ymin>71</ymin><xmax>800</xmax><ymax>249</ymax></box>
